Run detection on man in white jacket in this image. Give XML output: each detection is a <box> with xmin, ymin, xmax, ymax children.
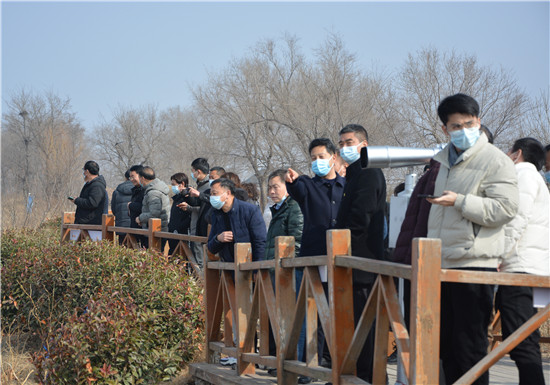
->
<box><xmin>497</xmin><ymin>137</ymin><xmax>549</xmax><ymax>385</ymax></box>
<box><xmin>427</xmin><ymin>94</ymin><xmax>519</xmax><ymax>385</ymax></box>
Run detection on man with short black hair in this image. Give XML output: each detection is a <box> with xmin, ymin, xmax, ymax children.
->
<box><xmin>337</xmin><ymin>124</ymin><xmax>387</xmax><ymax>383</ymax></box>
<box><xmin>209</xmin><ymin>166</ymin><xmax>225</xmax><ymax>182</ymax></box>
<box><xmin>207</xmin><ymin>178</ymin><xmax>266</xmax><ymax>262</ymax></box>
<box><xmin>72</xmin><ymin>160</ymin><xmax>107</xmax><ymax>225</ymax></box>
<box><xmin>136</xmin><ymin>166</ymin><xmax>171</xmax><ymax>232</ymax></box>
<box><xmin>428</xmin><ymin>93</ymin><xmax>519</xmax><ymax>385</ymax></box>
<box><xmin>111</xmin><ymin>170</ymin><xmax>133</xmax><ymax>243</ymax></box>
<box><xmin>178</xmin><ymin>158</ymin><xmax>212</xmax><ymax>268</ymax></box>
<box><xmin>285</xmin><ymin>138</ymin><xmax>345</xmax><ymax>377</ymax></box>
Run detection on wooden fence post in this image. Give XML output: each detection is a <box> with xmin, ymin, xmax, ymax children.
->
<box><xmin>409</xmin><ymin>237</ymin><xmax>441</xmax><ymax>384</ymax></box>
<box><xmin>60</xmin><ymin>212</ymin><xmax>75</xmax><ymax>243</ymax></box>
<box><xmin>275</xmin><ymin>236</ymin><xmax>298</xmax><ymax>385</ymax></box>
<box><xmin>235</xmin><ymin>243</ymin><xmax>254</xmax><ymax>375</ymax></box>
<box><xmin>148</xmin><ymin>218</ymin><xmax>162</xmax><ymax>252</ymax></box>
<box><xmin>102</xmin><ymin>214</ymin><xmax>115</xmax><ymax>243</ymax></box>
<box><xmin>327</xmin><ymin>229</ymin><xmax>354</xmax><ymax>385</ymax></box>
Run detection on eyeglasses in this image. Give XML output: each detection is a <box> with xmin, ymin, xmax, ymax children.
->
<box><xmin>446</xmin><ymin>120</ymin><xmax>478</xmax><ymax>131</ymax></box>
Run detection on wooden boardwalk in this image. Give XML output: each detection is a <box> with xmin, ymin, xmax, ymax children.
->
<box><xmin>190</xmin><ymin>356</ymin><xmax>550</xmax><ymax>384</ymax></box>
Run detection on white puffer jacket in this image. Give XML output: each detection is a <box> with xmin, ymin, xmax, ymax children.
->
<box><xmin>428</xmin><ymin>134</ymin><xmax>519</xmax><ymax>269</ymax></box>
<box><xmin>501</xmin><ymin>162</ymin><xmax>550</xmax><ymax>275</ymax></box>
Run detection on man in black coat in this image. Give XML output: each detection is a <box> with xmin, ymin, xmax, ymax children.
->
<box><xmin>71</xmin><ymin>161</ymin><xmax>107</xmax><ymax>225</ymax></box>
<box><xmin>127</xmin><ymin>164</ymin><xmax>146</xmax><ymax>247</ymax></box>
<box><xmin>336</xmin><ymin>124</ymin><xmax>387</xmax><ymax>383</ymax></box>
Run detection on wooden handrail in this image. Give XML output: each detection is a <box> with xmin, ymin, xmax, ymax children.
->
<box><xmin>202</xmin><ymin>230</ymin><xmax>549</xmax><ymax>385</ymax></box>
<box><xmin>61</xmin><ymin>212</ymin><xmax>549</xmax><ymax>384</ymax></box>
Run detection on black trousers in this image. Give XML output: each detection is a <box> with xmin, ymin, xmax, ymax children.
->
<box><xmin>495</xmin><ymin>283</ymin><xmax>546</xmax><ymax>385</ymax></box>
<box><xmin>440</xmin><ymin>269</ymin><xmax>495</xmax><ymax>385</ymax></box>
<box><xmin>353</xmin><ymin>282</ymin><xmax>375</xmax><ymax>383</ymax></box>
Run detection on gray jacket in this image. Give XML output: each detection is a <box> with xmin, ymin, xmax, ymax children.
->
<box><xmin>427</xmin><ymin>134</ymin><xmax>519</xmax><ymax>269</ymax></box>
<box><xmin>138</xmin><ymin>178</ymin><xmax>171</xmax><ymax>231</ymax></box>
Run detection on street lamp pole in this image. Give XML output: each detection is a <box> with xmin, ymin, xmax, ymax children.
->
<box><xmin>19</xmin><ymin>110</ymin><xmax>30</xmax><ymax>202</ymax></box>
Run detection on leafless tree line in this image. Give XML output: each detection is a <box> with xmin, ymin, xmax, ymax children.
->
<box><xmin>2</xmin><ymin>34</ymin><xmax>548</xmax><ymax>228</ymax></box>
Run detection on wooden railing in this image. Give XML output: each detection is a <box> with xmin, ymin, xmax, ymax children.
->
<box><xmin>60</xmin><ymin>212</ymin><xmax>210</xmax><ymax>276</ymax></box>
<box><xmin>203</xmin><ymin>229</ymin><xmax>550</xmax><ymax>385</ymax></box>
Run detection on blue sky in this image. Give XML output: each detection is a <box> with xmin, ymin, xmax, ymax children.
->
<box><xmin>2</xmin><ymin>1</ymin><xmax>549</xmax><ymax>130</ymax></box>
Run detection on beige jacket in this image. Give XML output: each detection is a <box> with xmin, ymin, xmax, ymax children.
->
<box><xmin>427</xmin><ymin>134</ymin><xmax>519</xmax><ymax>269</ymax></box>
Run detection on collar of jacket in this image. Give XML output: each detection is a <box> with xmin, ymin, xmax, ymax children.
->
<box><xmin>312</xmin><ymin>173</ymin><xmax>345</xmax><ymax>187</ymax></box>
<box><xmin>344</xmin><ymin>158</ymin><xmax>362</xmax><ymax>179</ymax></box>
<box><xmin>435</xmin><ymin>132</ymin><xmax>488</xmax><ymax>169</ymax></box>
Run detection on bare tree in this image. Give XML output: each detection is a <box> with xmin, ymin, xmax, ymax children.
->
<box><xmin>397</xmin><ymin>47</ymin><xmax>529</xmax><ymax>148</ymax></box>
<box><xmin>93</xmin><ymin>104</ymin><xmax>171</xmax><ymax>179</ymax></box>
<box><xmin>2</xmin><ymin>89</ymin><xmax>88</xmax><ymax>228</ymax></box>
<box><xmin>521</xmin><ymin>88</ymin><xmax>550</xmax><ymax>146</ymax></box>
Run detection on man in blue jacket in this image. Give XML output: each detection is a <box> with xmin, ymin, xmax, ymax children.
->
<box><xmin>207</xmin><ymin>178</ymin><xmax>266</xmax><ymax>262</ymax></box>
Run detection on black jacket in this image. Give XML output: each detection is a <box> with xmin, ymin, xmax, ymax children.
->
<box><xmin>336</xmin><ymin>159</ymin><xmax>387</xmax><ymax>285</ymax></box>
<box><xmin>111</xmin><ymin>180</ymin><xmax>133</xmax><ymax>227</ymax></box>
<box><xmin>128</xmin><ymin>185</ymin><xmax>145</xmax><ymax>229</ymax></box>
<box><xmin>74</xmin><ymin>175</ymin><xmax>107</xmax><ymax>225</ymax></box>
<box><xmin>169</xmin><ymin>191</ymin><xmax>192</xmax><ymax>234</ymax></box>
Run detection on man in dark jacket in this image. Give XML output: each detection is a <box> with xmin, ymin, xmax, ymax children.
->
<box><xmin>207</xmin><ymin>178</ymin><xmax>266</xmax><ymax>262</ymax></box>
<box><xmin>72</xmin><ymin>160</ymin><xmax>107</xmax><ymax>225</ymax></box>
<box><xmin>265</xmin><ymin>169</ymin><xmax>304</xmax><ymax>359</ymax></box>
<box><xmin>285</xmin><ymin>138</ymin><xmax>344</xmax><ymax>376</ymax></box>
<box><xmin>336</xmin><ymin>124</ymin><xmax>387</xmax><ymax>383</ymax></box>
<box><xmin>111</xmin><ymin>170</ymin><xmax>133</xmax><ymax>227</ymax></box>
<box><xmin>127</xmin><ymin>165</ymin><xmax>146</xmax><ymax>246</ymax></box>
<box><xmin>168</xmin><ymin>172</ymin><xmax>192</xmax><ymax>255</ymax></box>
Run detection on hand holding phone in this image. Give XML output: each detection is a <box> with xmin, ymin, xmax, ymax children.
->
<box><xmin>67</xmin><ymin>196</ymin><xmax>75</xmax><ymax>201</ymax></box>
<box><xmin>418</xmin><ymin>194</ymin><xmax>439</xmax><ymax>199</ymax></box>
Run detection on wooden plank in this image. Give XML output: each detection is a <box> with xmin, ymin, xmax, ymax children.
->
<box><xmin>340</xmin><ymin>375</ymin><xmax>369</xmax><ymax>384</ymax></box>
<box><xmin>283</xmin><ymin>360</ymin><xmax>332</xmax><ymax>382</ymax></box>
<box><xmin>64</xmin><ymin>224</ymin><xmax>102</xmax><ymax>230</ymax></box>
<box><xmin>61</xmin><ymin>212</ymin><xmax>75</xmax><ymax>243</ymax></box>
<box><xmin>208</xmin><ymin>342</ymin><xmax>237</xmax><ymax>357</ymax></box>
<box><xmin>281</xmin><ymin>256</ymin><xmax>327</xmax><ymax>268</ymax></box>
<box><xmin>148</xmin><ymin>218</ymin><xmax>162</xmax><ymax>252</ymax></box>
<box><xmin>341</xmin><ymin>280</ymin><xmax>379</xmax><ymax>375</ymax></box>
<box><xmin>223</xmin><ymin>271</ymin><xmax>236</xmax><ymax>347</ymax></box>
<box><xmin>327</xmin><ymin>229</ymin><xmax>355</xmax><ymax>385</ymax></box>
<box><xmin>108</xmin><ymin>226</ymin><xmax>149</xmax><ymax>236</ymax></box>
<box><xmin>335</xmin><ymin>256</ymin><xmax>412</xmax><ymax>280</ymax></box>
<box><xmin>305</xmin><ymin>266</ymin><xmax>331</xmax><ymax>357</ymax></box>
<box><xmin>284</xmin><ymin>272</ymin><xmax>306</xmax><ymax>358</ymax></box>
<box><xmin>240</xmin><ymin>260</ymin><xmax>277</xmax><ymax>271</ymax></box>
<box><xmin>208</xmin><ymin>261</ymin><xmax>236</xmax><ymax>271</ymax></box>
<box><xmin>205</xmin><ymin>250</ymin><xmax>222</xmax><ymax>362</ymax></box>
<box><xmin>379</xmin><ymin>275</ymin><xmax>410</xmax><ymax>380</ymax></box>
<box><xmin>241</xmin><ymin>353</ymin><xmax>277</xmax><ymax>368</ymax></box>
<box><xmin>189</xmin><ymin>362</ymin><xmax>275</xmax><ymax>385</ymax></box>
<box><xmin>258</xmin><ymin>274</ymin><xmax>270</xmax><ymax>356</ymax></box>
<box><xmin>260</xmin><ymin>271</ymin><xmax>279</xmax><ymax>341</ymax></box>
<box><xmin>242</xmin><ymin>279</ymin><xmax>260</xmax><ymax>357</ymax></box>
<box><xmin>235</xmin><ymin>242</ymin><xmax>255</xmax><ymax>375</ymax></box>
<box><xmin>372</xmin><ymin>284</ymin><xmax>390</xmax><ymax>385</ymax></box>
<box><xmin>305</xmin><ymin>272</ymin><xmax>319</xmax><ymax>366</ymax></box>
<box><xmin>275</xmin><ymin>236</ymin><xmax>299</xmax><ymax>385</ymax></box>
<box><xmin>102</xmin><ymin>214</ymin><xmax>115</xmax><ymax>243</ymax></box>
<box><xmin>410</xmin><ymin>238</ymin><xmax>441</xmax><ymax>385</ymax></box>
<box><xmin>441</xmin><ymin>269</ymin><xmax>550</xmax><ymax>288</ymax></box>
<box><xmin>456</xmin><ymin>303</ymin><xmax>550</xmax><ymax>385</ymax></box>
<box><xmin>153</xmin><ymin>231</ymin><xmax>208</xmax><ymax>243</ymax></box>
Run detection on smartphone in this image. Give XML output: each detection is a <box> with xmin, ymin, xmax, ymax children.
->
<box><xmin>418</xmin><ymin>194</ymin><xmax>439</xmax><ymax>199</ymax></box>
<box><xmin>67</xmin><ymin>196</ymin><xmax>75</xmax><ymax>200</ymax></box>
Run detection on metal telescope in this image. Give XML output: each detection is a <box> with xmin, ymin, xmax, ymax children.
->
<box><xmin>360</xmin><ymin>145</ymin><xmax>445</xmax><ymax>169</ymax></box>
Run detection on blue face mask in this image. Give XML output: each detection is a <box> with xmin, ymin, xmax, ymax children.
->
<box><xmin>449</xmin><ymin>126</ymin><xmax>481</xmax><ymax>151</ymax></box>
<box><xmin>210</xmin><ymin>192</ymin><xmax>226</xmax><ymax>210</ymax></box>
<box><xmin>545</xmin><ymin>171</ymin><xmax>550</xmax><ymax>184</ymax></box>
<box><xmin>311</xmin><ymin>158</ymin><xmax>333</xmax><ymax>177</ymax></box>
<box><xmin>171</xmin><ymin>185</ymin><xmax>180</xmax><ymax>195</ymax></box>
<box><xmin>340</xmin><ymin>144</ymin><xmax>361</xmax><ymax>164</ymax></box>
<box><xmin>209</xmin><ymin>179</ymin><xmax>214</xmax><ymax>186</ymax></box>
<box><xmin>190</xmin><ymin>172</ymin><xmax>197</xmax><ymax>182</ymax></box>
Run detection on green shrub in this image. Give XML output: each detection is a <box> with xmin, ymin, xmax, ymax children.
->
<box><xmin>1</xmin><ymin>226</ymin><xmax>204</xmax><ymax>384</ymax></box>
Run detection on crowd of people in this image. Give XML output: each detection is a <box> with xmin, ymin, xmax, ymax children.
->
<box><xmin>71</xmin><ymin>93</ymin><xmax>549</xmax><ymax>385</ymax></box>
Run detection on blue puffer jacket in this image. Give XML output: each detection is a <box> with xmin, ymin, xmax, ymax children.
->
<box><xmin>208</xmin><ymin>197</ymin><xmax>267</xmax><ymax>262</ymax></box>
